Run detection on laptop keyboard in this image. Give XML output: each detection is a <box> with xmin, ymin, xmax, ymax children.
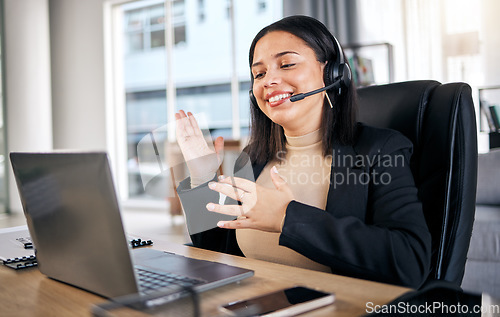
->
<box><xmin>135</xmin><ymin>267</ymin><xmax>205</xmax><ymax>294</ymax></box>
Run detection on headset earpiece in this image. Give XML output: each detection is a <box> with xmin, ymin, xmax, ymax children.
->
<box><xmin>325</xmin><ymin>35</ymin><xmax>352</xmax><ymax>95</ymax></box>
<box><xmin>341</xmin><ymin>62</ymin><xmax>352</xmax><ymax>88</ymax></box>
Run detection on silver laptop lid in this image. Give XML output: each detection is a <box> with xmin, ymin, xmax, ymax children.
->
<box><xmin>10</xmin><ymin>152</ymin><xmax>139</xmax><ymax>298</ymax></box>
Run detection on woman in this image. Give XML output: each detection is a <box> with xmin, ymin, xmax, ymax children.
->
<box><xmin>175</xmin><ymin>15</ymin><xmax>431</xmax><ymax>288</ymax></box>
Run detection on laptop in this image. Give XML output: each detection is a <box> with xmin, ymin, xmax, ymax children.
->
<box><xmin>9</xmin><ymin>152</ymin><xmax>253</xmax><ymax>299</ymax></box>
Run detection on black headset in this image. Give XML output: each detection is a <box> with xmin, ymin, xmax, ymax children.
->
<box><xmin>249</xmin><ymin>34</ymin><xmax>352</xmax><ymax>107</ymax></box>
<box><xmin>324</xmin><ymin>35</ymin><xmax>352</xmax><ymax>95</ymax></box>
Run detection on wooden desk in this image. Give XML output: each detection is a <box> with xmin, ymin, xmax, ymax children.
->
<box><xmin>0</xmin><ymin>240</ymin><xmax>410</xmax><ymax>316</ymax></box>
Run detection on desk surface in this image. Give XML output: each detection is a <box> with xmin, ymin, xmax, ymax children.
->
<box><xmin>0</xmin><ymin>239</ymin><xmax>410</xmax><ymax>316</ymax></box>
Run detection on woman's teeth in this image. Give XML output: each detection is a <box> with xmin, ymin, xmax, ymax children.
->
<box><xmin>269</xmin><ymin>94</ymin><xmax>291</xmax><ymax>103</ymax></box>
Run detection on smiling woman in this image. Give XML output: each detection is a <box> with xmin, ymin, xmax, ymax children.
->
<box><xmin>174</xmin><ymin>15</ymin><xmax>432</xmax><ymax>289</ymax></box>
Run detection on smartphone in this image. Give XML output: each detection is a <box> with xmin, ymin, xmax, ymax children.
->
<box><xmin>219</xmin><ymin>286</ymin><xmax>335</xmax><ymax>317</ymax></box>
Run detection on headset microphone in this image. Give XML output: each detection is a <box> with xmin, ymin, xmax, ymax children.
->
<box><xmin>289</xmin><ymin>78</ymin><xmax>342</xmax><ymax>102</ymax></box>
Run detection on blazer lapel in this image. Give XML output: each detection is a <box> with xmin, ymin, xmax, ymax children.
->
<box><xmin>325</xmin><ymin>143</ymin><xmax>369</xmax><ymax>220</ymax></box>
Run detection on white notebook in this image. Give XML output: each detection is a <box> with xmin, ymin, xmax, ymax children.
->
<box><xmin>0</xmin><ymin>225</ymin><xmax>35</xmax><ymax>262</ymax></box>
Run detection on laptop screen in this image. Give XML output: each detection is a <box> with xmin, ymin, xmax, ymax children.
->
<box><xmin>10</xmin><ymin>152</ymin><xmax>139</xmax><ymax>297</ymax></box>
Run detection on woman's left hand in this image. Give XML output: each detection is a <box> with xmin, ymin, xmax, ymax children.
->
<box><xmin>206</xmin><ymin>166</ymin><xmax>294</xmax><ymax>232</ymax></box>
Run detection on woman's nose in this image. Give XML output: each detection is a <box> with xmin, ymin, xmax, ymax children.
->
<box><xmin>263</xmin><ymin>69</ymin><xmax>281</xmax><ymax>87</ymax></box>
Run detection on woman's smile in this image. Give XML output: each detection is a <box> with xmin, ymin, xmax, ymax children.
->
<box><xmin>266</xmin><ymin>91</ymin><xmax>292</xmax><ymax>107</ymax></box>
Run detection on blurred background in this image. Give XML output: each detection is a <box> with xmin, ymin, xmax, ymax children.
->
<box><xmin>0</xmin><ymin>0</ymin><xmax>498</xmax><ymax>214</ymax></box>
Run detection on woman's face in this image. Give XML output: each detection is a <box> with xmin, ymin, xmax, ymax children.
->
<box><xmin>251</xmin><ymin>31</ymin><xmax>326</xmax><ymax>136</ymax></box>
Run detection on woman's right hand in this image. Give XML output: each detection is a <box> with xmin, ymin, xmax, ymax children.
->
<box><xmin>175</xmin><ymin>110</ymin><xmax>224</xmax><ymax>180</ymax></box>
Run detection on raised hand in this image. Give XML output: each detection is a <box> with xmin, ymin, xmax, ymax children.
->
<box><xmin>175</xmin><ymin>110</ymin><xmax>224</xmax><ymax>181</ymax></box>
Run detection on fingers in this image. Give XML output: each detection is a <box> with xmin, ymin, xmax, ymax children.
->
<box><xmin>187</xmin><ymin>112</ymin><xmax>203</xmax><ymax>137</ymax></box>
<box><xmin>175</xmin><ymin>110</ymin><xmax>185</xmax><ymax>120</ymax></box>
<box><xmin>214</xmin><ymin>136</ymin><xmax>224</xmax><ymax>154</ymax></box>
<box><xmin>270</xmin><ymin>165</ymin><xmax>286</xmax><ymax>189</ymax></box>
<box><xmin>175</xmin><ymin>109</ymin><xmax>187</xmax><ymax>120</ymax></box>
<box><xmin>175</xmin><ymin>110</ymin><xmax>190</xmax><ymax>137</ymax></box>
<box><xmin>175</xmin><ymin>110</ymin><xmax>198</xmax><ymax>137</ymax></box>
<box><xmin>214</xmin><ymin>136</ymin><xmax>224</xmax><ymax>163</ymax></box>
<box><xmin>208</xmin><ymin>181</ymin><xmax>248</xmax><ymax>202</ymax></box>
<box><xmin>206</xmin><ymin>202</ymin><xmax>244</xmax><ymax>217</ymax></box>
<box><xmin>183</xmin><ymin>112</ymin><xmax>196</xmax><ymax>135</ymax></box>
<box><xmin>217</xmin><ymin>176</ymin><xmax>256</xmax><ymax>193</ymax></box>
<box><xmin>217</xmin><ymin>219</ymin><xmax>250</xmax><ymax>229</ymax></box>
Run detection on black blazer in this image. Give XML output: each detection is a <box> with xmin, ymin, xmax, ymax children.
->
<box><xmin>178</xmin><ymin>123</ymin><xmax>432</xmax><ymax>288</ymax></box>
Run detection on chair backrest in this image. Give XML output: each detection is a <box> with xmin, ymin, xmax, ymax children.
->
<box><xmin>357</xmin><ymin>80</ymin><xmax>478</xmax><ymax>287</ymax></box>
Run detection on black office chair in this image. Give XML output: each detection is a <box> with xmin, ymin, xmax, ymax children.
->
<box><xmin>357</xmin><ymin>80</ymin><xmax>478</xmax><ymax>288</ymax></box>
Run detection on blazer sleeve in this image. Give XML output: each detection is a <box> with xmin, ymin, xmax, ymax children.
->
<box><xmin>278</xmin><ymin>131</ymin><xmax>432</xmax><ymax>288</ymax></box>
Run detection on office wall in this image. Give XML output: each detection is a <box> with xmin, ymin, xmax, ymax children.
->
<box><xmin>4</xmin><ymin>0</ymin><xmax>53</xmax><ymax>213</ymax></box>
<box><xmin>4</xmin><ymin>0</ymin><xmax>107</xmax><ymax>213</ymax></box>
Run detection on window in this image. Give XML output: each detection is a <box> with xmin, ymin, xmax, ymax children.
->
<box><xmin>257</xmin><ymin>0</ymin><xmax>266</xmax><ymax>13</ymax></box>
<box><xmin>226</xmin><ymin>0</ymin><xmax>231</xmax><ymax>19</ymax></box>
<box><xmin>106</xmin><ymin>0</ymin><xmax>282</xmax><ymax>207</ymax></box>
<box><xmin>124</xmin><ymin>8</ymin><xmax>144</xmax><ymax>53</ymax></box>
<box><xmin>149</xmin><ymin>4</ymin><xmax>165</xmax><ymax>48</ymax></box>
<box><xmin>123</xmin><ymin>1</ymin><xmax>186</xmax><ymax>54</ymax></box>
<box><xmin>198</xmin><ymin>0</ymin><xmax>205</xmax><ymax>22</ymax></box>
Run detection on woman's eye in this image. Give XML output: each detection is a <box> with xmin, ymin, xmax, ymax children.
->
<box><xmin>254</xmin><ymin>72</ymin><xmax>264</xmax><ymax>79</ymax></box>
<box><xmin>281</xmin><ymin>63</ymin><xmax>295</xmax><ymax>69</ymax></box>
